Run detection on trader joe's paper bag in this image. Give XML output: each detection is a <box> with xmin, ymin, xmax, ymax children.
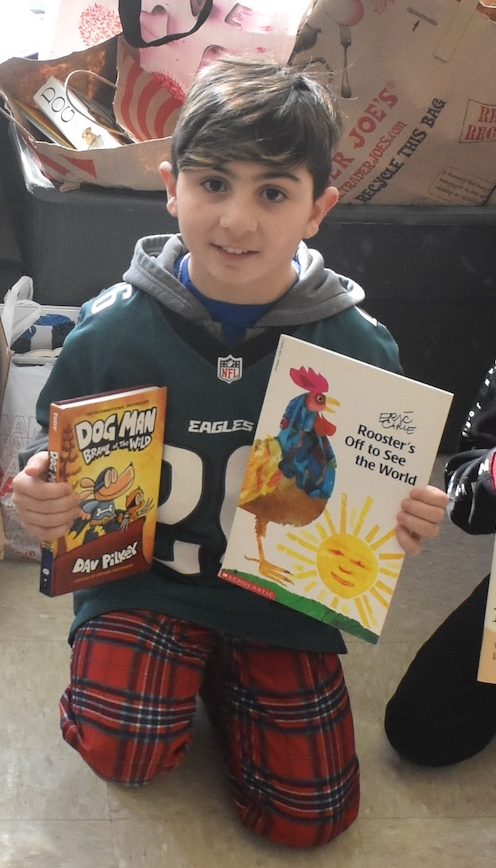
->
<box><xmin>292</xmin><ymin>0</ymin><xmax>496</xmax><ymax>205</ymax></box>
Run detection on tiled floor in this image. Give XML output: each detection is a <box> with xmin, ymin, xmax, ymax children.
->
<box><xmin>1</xmin><ymin>458</ymin><xmax>496</xmax><ymax>867</ymax></box>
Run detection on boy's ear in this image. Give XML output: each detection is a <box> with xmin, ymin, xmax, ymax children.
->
<box><xmin>159</xmin><ymin>160</ymin><xmax>178</xmax><ymax>218</ymax></box>
<box><xmin>303</xmin><ymin>186</ymin><xmax>340</xmax><ymax>239</ymax></box>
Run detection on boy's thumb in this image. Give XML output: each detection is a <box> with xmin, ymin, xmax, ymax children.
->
<box><xmin>24</xmin><ymin>452</ymin><xmax>49</xmax><ymax>477</ymax></box>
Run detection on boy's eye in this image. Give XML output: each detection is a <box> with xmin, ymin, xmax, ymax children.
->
<box><xmin>201</xmin><ymin>178</ymin><xmax>227</xmax><ymax>193</ymax></box>
<box><xmin>263</xmin><ymin>187</ymin><xmax>286</xmax><ymax>203</ymax></box>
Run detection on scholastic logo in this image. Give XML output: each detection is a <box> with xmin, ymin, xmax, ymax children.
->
<box><xmin>460</xmin><ymin>100</ymin><xmax>496</xmax><ymax>143</ymax></box>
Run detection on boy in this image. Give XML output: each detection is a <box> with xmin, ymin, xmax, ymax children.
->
<box><xmin>12</xmin><ymin>58</ymin><xmax>447</xmax><ymax>849</ymax></box>
<box><xmin>385</xmin><ymin>359</ymin><xmax>496</xmax><ymax>767</ymax></box>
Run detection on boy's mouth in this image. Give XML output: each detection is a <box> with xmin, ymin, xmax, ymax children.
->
<box><xmin>214</xmin><ymin>244</ymin><xmax>257</xmax><ymax>257</ymax></box>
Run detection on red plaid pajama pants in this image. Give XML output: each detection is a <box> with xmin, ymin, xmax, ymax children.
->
<box><xmin>60</xmin><ymin>610</ymin><xmax>359</xmax><ymax>848</ymax></box>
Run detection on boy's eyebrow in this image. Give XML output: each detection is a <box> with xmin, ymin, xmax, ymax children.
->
<box><xmin>255</xmin><ymin>169</ymin><xmax>302</xmax><ymax>184</ymax></box>
<box><xmin>188</xmin><ymin>164</ymin><xmax>302</xmax><ymax>184</ymax></box>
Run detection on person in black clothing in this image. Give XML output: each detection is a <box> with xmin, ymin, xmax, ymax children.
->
<box><xmin>385</xmin><ymin>361</ymin><xmax>496</xmax><ymax>766</ymax></box>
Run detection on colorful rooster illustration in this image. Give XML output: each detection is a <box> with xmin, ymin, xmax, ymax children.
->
<box><xmin>239</xmin><ymin>367</ymin><xmax>340</xmax><ymax>584</ymax></box>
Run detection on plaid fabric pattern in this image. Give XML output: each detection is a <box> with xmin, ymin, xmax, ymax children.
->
<box><xmin>202</xmin><ymin>640</ymin><xmax>359</xmax><ymax>847</ymax></box>
<box><xmin>60</xmin><ymin>610</ymin><xmax>359</xmax><ymax>847</ymax></box>
<box><xmin>60</xmin><ymin>611</ymin><xmax>213</xmax><ymax>783</ymax></box>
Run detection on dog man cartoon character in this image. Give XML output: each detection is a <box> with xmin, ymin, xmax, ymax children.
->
<box><xmin>71</xmin><ymin>464</ymin><xmax>135</xmax><ymax>543</ymax></box>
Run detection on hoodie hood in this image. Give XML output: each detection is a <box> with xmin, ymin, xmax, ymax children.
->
<box><xmin>123</xmin><ymin>234</ymin><xmax>365</xmax><ymax>335</ymax></box>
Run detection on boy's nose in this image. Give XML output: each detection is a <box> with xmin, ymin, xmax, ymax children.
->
<box><xmin>219</xmin><ymin>198</ymin><xmax>257</xmax><ymax>234</ymax></box>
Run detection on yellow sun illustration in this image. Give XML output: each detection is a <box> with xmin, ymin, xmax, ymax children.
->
<box><xmin>316</xmin><ymin>532</ymin><xmax>378</xmax><ymax>599</ymax></box>
<box><xmin>277</xmin><ymin>493</ymin><xmax>404</xmax><ymax>634</ymax></box>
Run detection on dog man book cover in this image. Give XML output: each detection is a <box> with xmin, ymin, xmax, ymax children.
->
<box><xmin>220</xmin><ymin>335</ymin><xmax>453</xmax><ymax>644</ymax></box>
<box><xmin>40</xmin><ymin>385</ymin><xmax>167</xmax><ymax>596</ymax></box>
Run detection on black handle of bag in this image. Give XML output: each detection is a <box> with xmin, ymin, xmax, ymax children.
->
<box><xmin>118</xmin><ymin>0</ymin><xmax>213</xmax><ymax>48</ymax></box>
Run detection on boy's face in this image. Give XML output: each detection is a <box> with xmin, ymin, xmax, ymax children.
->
<box><xmin>160</xmin><ymin>160</ymin><xmax>338</xmax><ymax>304</ymax></box>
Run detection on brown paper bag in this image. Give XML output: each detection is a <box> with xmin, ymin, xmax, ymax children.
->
<box><xmin>291</xmin><ymin>0</ymin><xmax>496</xmax><ymax>206</ymax></box>
<box><xmin>0</xmin><ymin>36</ymin><xmax>182</xmax><ymax>191</ymax></box>
<box><xmin>0</xmin><ymin>1</ymin><xmax>311</xmax><ymax>192</ymax></box>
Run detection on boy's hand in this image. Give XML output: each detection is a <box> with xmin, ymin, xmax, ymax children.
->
<box><xmin>12</xmin><ymin>452</ymin><xmax>81</xmax><ymax>542</ymax></box>
<box><xmin>395</xmin><ymin>485</ymin><xmax>449</xmax><ymax>556</ymax></box>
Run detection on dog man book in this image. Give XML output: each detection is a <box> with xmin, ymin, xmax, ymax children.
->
<box><xmin>40</xmin><ymin>385</ymin><xmax>167</xmax><ymax>596</ymax></box>
<box><xmin>220</xmin><ymin>334</ymin><xmax>452</xmax><ymax>644</ymax></box>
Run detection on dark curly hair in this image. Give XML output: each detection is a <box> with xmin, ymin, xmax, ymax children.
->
<box><xmin>170</xmin><ymin>57</ymin><xmax>342</xmax><ymax>199</ymax></box>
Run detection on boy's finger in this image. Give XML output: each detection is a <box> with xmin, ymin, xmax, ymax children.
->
<box><xmin>396</xmin><ymin>508</ymin><xmax>442</xmax><ymax>540</ymax></box>
<box><xmin>17</xmin><ymin>506</ymin><xmax>80</xmax><ymax>541</ymax></box>
<box><xmin>399</xmin><ymin>495</ymin><xmax>447</xmax><ymax>524</ymax></box>
<box><xmin>408</xmin><ymin>485</ymin><xmax>449</xmax><ymax>508</ymax></box>
<box><xmin>395</xmin><ymin>524</ymin><xmax>423</xmax><ymax>556</ymax></box>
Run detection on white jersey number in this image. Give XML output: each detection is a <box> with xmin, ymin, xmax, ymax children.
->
<box><xmin>156</xmin><ymin>443</ymin><xmax>251</xmax><ymax>575</ymax></box>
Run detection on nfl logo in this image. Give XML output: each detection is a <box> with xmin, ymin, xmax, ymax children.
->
<box><xmin>217</xmin><ymin>354</ymin><xmax>242</xmax><ymax>383</ymax></box>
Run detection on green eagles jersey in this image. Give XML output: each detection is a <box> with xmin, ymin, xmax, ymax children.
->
<box><xmin>36</xmin><ymin>281</ymin><xmax>401</xmax><ymax>651</ymax></box>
